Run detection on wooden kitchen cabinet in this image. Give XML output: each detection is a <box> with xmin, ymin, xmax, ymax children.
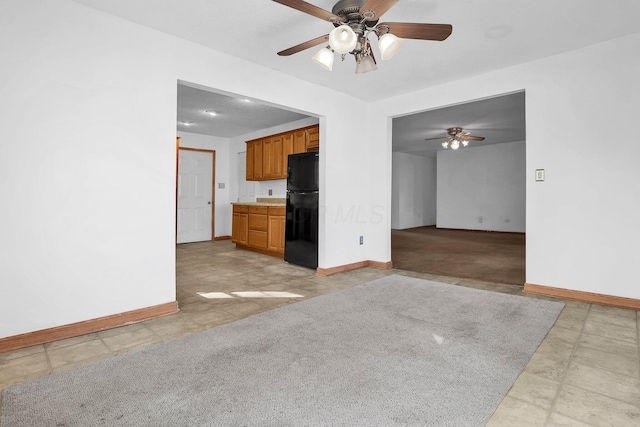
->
<box><xmin>231</xmin><ymin>204</ymin><xmax>286</xmax><ymax>258</ymax></box>
<box><xmin>246</xmin><ymin>124</ymin><xmax>319</xmax><ymax>181</ymax></box>
<box><xmin>263</xmin><ymin>135</ymin><xmax>284</xmax><ymax>180</ymax></box>
<box><xmin>293</xmin><ymin>129</ymin><xmax>307</xmax><ymax>153</ymax></box>
<box><xmin>267</xmin><ymin>207</ymin><xmax>286</xmax><ymax>253</ymax></box>
<box><xmin>248</xmin><ymin>206</ymin><xmax>268</xmax><ymax>249</ymax></box>
<box><xmin>306</xmin><ymin>125</ymin><xmax>319</xmax><ymax>152</ymax></box>
<box><xmin>245</xmin><ymin>139</ymin><xmax>263</xmax><ymax>180</ymax></box>
<box><xmin>231</xmin><ymin>205</ymin><xmax>249</xmax><ymax>245</ymax></box>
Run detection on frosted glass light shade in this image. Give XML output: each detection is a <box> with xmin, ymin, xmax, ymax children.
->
<box><xmin>451</xmin><ymin>140</ymin><xmax>460</xmax><ymax>150</ymax></box>
<box><xmin>312</xmin><ymin>47</ymin><xmax>334</xmax><ymax>71</ymax></box>
<box><xmin>355</xmin><ymin>55</ymin><xmax>377</xmax><ymax>74</ymax></box>
<box><xmin>378</xmin><ymin>33</ymin><xmax>404</xmax><ymax>60</ymax></box>
<box><xmin>329</xmin><ymin>25</ymin><xmax>358</xmax><ymax>54</ymax></box>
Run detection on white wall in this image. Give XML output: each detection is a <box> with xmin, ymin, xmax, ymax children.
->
<box><xmin>177</xmin><ymin>131</ymin><xmax>232</xmax><ymax>237</ymax></box>
<box><xmin>368</xmin><ymin>32</ymin><xmax>640</xmax><ymax>299</ymax></box>
<box><xmin>0</xmin><ymin>0</ymin><xmax>369</xmax><ymax>338</ymax></box>
<box><xmin>391</xmin><ymin>152</ymin><xmax>437</xmax><ymax>229</ymax></box>
<box><xmin>437</xmin><ymin>141</ymin><xmax>525</xmax><ymax>232</ymax></box>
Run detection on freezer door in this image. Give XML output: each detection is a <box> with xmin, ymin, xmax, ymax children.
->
<box><xmin>287</xmin><ymin>152</ymin><xmax>319</xmax><ymax>192</ymax></box>
<box><xmin>284</xmin><ymin>192</ymin><xmax>319</xmax><ymax>269</ymax></box>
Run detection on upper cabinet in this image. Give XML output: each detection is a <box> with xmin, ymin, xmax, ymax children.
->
<box><xmin>306</xmin><ymin>126</ymin><xmax>319</xmax><ymax>152</ymax></box>
<box><xmin>263</xmin><ymin>135</ymin><xmax>284</xmax><ymax>180</ymax></box>
<box><xmin>246</xmin><ymin>124</ymin><xmax>319</xmax><ymax>181</ymax></box>
<box><xmin>246</xmin><ymin>139</ymin><xmax>263</xmax><ymax>181</ymax></box>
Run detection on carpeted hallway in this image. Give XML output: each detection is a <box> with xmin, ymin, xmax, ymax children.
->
<box><xmin>391</xmin><ymin>226</ymin><xmax>525</xmax><ymax>285</ymax></box>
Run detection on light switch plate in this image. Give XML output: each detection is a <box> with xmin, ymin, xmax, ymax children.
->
<box><xmin>218</xmin><ymin>183</ymin><xmax>225</xmax><ymax>189</ymax></box>
<box><xmin>535</xmin><ymin>169</ymin><xmax>545</xmax><ymax>182</ymax></box>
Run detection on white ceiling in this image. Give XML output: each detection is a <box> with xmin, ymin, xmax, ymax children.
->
<box><xmin>177</xmin><ymin>83</ymin><xmax>311</xmax><ymax>138</ymax></box>
<box><xmin>392</xmin><ymin>91</ymin><xmax>525</xmax><ymax>157</ymax></box>
<box><xmin>73</xmin><ymin>0</ymin><xmax>640</xmax><ymax>102</ymax></box>
<box><xmin>71</xmin><ymin>0</ymin><xmax>640</xmax><ymax>148</ymax></box>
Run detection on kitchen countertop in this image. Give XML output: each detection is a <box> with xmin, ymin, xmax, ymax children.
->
<box><xmin>232</xmin><ymin>197</ymin><xmax>286</xmax><ymax>207</ymax></box>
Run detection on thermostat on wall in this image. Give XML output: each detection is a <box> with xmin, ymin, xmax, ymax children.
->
<box><xmin>535</xmin><ymin>169</ymin><xmax>545</xmax><ymax>182</ymax></box>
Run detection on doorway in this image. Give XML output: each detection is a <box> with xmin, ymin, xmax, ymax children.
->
<box><xmin>176</xmin><ymin>148</ymin><xmax>216</xmax><ymax>243</ymax></box>
<box><xmin>390</xmin><ymin>91</ymin><xmax>526</xmax><ymax>284</ymax></box>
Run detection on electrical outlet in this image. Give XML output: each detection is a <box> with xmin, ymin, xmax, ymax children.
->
<box><xmin>268</xmin><ymin>189</ymin><xmax>273</xmax><ymax>196</ymax></box>
<box><xmin>359</xmin><ymin>236</ymin><xmax>363</xmax><ymax>245</ymax></box>
<box><xmin>478</xmin><ymin>216</ymin><xmax>483</xmax><ymax>223</ymax></box>
<box><xmin>218</xmin><ymin>183</ymin><xmax>225</xmax><ymax>189</ymax></box>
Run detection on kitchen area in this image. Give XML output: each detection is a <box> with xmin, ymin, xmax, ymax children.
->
<box><xmin>176</xmin><ymin>84</ymin><xmax>321</xmax><ymax>269</ymax></box>
<box><xmin>231</xmin><ymin>124</ymin><xmax>319</xmax><ymax>269</ymax></box>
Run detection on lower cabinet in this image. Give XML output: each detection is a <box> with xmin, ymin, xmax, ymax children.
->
<box><xmin>248</xmin><ymin>206</ymin><xmax>268</xmax><ymax>249</ymax></box>
<box><xmin>267</xmin><ymin>207</ymin><xmax>285</xmax><ymax>253</ymax></box>
<box><xmin>231</xmin><ymin>206</ymin><xmax>248</xmax><ymax>245</ymax></box>
<box><xmin>232</xmin><ymin>205</ymin><xmax>286</xmax><ymax>257</ymax></box>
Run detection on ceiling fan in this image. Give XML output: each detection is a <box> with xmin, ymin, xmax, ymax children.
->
<box><xmin>272</xmin><ymin>0</ymin><xmax>453</xmax><ymax>73</ymax></box>
<box><xmin>425</xmin><ymin>127</ymin><xmax>485</xmax><ymax>150</ymax></box>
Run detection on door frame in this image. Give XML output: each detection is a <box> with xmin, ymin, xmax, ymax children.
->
<box><xmin>176</xmin><ymin>144</ymin><xmax>216</xmax><ymax>243</ymax></box>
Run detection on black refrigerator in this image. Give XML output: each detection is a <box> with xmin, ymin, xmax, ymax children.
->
<box><xmin>285</xmin><ymin>152</ymin><xmax>319</xmax><ymax>269</ymax></box>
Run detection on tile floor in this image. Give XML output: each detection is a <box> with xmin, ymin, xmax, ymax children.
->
<box><xmin>1</xmin><ymin>240</ymin><xmax>639</xmax><ymax>426</ymax></box>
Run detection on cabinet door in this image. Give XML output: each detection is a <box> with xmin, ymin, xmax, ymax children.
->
<box><xmin>232</xmin><ymin>213</ymin><xmax>248</xmax><ymax>245</ymax></box>
<box><xmin>263</xmin><ymin>136</ymin><xmax>284</xmax><ymax>180</ymax></box>
<box><xmin>306</xmin><ymin>125</ymin><xmax>319</xmax><ymax>152</ymax></box>
<box><xmin>282</xmin><ymin>132</ymin><xmax>294</xmax><ymax>179</ymax></box>
<box><xmin>268</xmin><ymin>215</ymin><xmax>286</xmax><ymax>253</ymax></box>
<box><xmin>262</xmin><ymin>137</ymin><xmax>273</xmax><ymax>179</ymax></box>
<box><xmin>272</xmin><ymin>135</ymin><xmax>284</xmax><ymax>179</ymax></box>
<box><xmin>253</xmin><ymin>140</ymin><xmax>263</xmax><ymax>180</ymax></box>
<box><xmin>246</xmin><ymin>142</ymin><xmax>254</xmax><ymax>181</ymax></box>
<box><xmin>293</xmin><ymin>129</ymin><xmax>306</xmax><ymax>154</ymax></box>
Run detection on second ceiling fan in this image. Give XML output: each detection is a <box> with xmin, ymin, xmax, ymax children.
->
<box><xmin>272</xmin><ymin>0</ymin><xmax>453</xmax><ymax>73</ymax></box>
<box><xmin>426</xmin><ymin>127</ymin><xmax>485</xmax><ymax>150</ymax></box>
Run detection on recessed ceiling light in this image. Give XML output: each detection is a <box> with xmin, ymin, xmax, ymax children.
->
<box><xmin>205</xmin><ymin>110</ymin><xmax>218</xmax><ymax>116</ymax></box>
<box><xmin>241</xmin><ymin>99</ymin><xmax>252</xmax><ymax>103</ymax></box>
<box><xmin>179</xmin><ymin>121</ymin><xmax>193</xmax><ymax>126</ymax></box>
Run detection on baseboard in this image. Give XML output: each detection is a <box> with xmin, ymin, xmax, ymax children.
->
<box><xmin>524</xmin><ymin>283</ymin><xmax>640</xmax><ymax>310</ymax></box>
<box><xmin>0</xmin><ymin>301</ymin><xmax>179</xmax><ymax>354</ymax></box>
<box><xmin>316</xmin><ymin>260</ymin><xmax>393</xmax><ymax>277</ymax></box>
<box><xmin>368</xmin><ymin>260</ymin><xmax>394</xmax><ymax>270</ymax></box>
<box><xmin>436</xmin><ymin>227</ymin><xmax>525</xmax><ymax>235</ymax></box>
<box><xmin>214</xmin><ymin>235</ymin><xmax>231</xmax><ymax>241</ymax></box>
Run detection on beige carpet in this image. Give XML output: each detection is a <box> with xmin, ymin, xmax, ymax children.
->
<box><xmin>392</xmin><ymin>226</ymin><xmax>525</xmax><ymax>285</ymax></box>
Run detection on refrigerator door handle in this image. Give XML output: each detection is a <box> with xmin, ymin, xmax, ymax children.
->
<box><xmin>287</xmin><ymin>190</ymin><xmax>319</xmax><ymax>195</ymax></box>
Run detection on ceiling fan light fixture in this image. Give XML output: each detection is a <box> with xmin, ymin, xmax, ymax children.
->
<box><xmin>312</xmin><ymin>46</ymin><xmax>335</xmax><ymax>71</ymax></box>
<box><xmin>441</xmin><ymin>141</ymin><xmax>449</xmax><ymax>148</ymax></box>
<box><xmin>355</xmin><ymin>55</ymin><xmax>377</xmax><ymax>74</ymax></box>
<box><xmin>462</xmin><ymin>139</ymin><xmax>469</xmax><ymax>147</ymax></box>
<box><xmin>328</xmin><ymin>24</ymin><xmax>358</xmax><ymax>54</ymax></box>
<box><xmin>451</xmin><ymin>140</ymin><xmax>460</xmax><ymax>150</ymax></box>
<box><xmin>378</xmin><ymin>33</ymin><xmax>404</xmax><ymax>60</ymax></box>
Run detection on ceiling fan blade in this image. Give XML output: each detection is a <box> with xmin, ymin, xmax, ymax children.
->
<box><xmin>277</xmin><ymin>34</ymin><xmax>329</xmax><ymax>56</ymax></box>
<box><xmin>360</xmin><ymin>0</ymin><xmax>399</xmax><ymax>21</ymax></box>
<box><xmin>272</xmin><ymin>0</ymin><xmax>345</xmax><ymax>23</ymax></box>
<box><xmin>463</xmin><ymin>135</ymin><xmax>485</xmax><ymax>141</ymax></box>
<box><xmin>379</xmin><ymin>22</ymin><xmax>453</xmax><ymax>41</ymax></box>
<box><xmin>424</xmin><ymin>136</ymin><xmax>446</xmax><ymax>141</ymax></box>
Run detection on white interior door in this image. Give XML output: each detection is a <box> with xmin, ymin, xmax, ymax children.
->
<box><xmin>177</xmin><ymin>149</ymin><xmax>213</xmax><ymax>244</ymax></box>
